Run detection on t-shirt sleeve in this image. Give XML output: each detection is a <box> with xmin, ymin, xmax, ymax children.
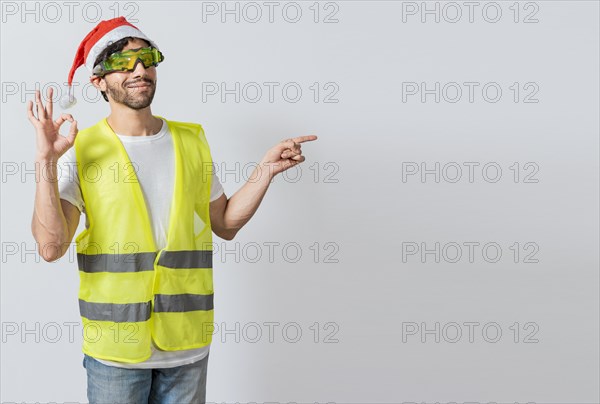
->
<box><xmin>57</xmin><ymin>147</ymin><xmax>85</xmax><ymax>213</ymax></box>
<box><xmin>210</xmin><ymin>171</ymin><xmax>224</xmax><ymax>202</ymax></box>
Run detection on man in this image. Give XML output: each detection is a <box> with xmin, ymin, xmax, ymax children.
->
<box><xmin>27</xmin><ymin>17</ymin><xmax>317</xmax><ymax>403</ymax></box>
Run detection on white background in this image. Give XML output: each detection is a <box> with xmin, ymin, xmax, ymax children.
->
<box><xmin>1</xmin><ymin>1</ymin><xmax>599</xmax><ymax>403</ymax></box>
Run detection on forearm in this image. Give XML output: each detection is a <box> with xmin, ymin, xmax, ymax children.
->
<box><xmin>221</xmin><ymin>162</ymin><xmax>275</xmax><ymax>238</ymax></box>
<box><xmin>31</xmin><ymin>157</ymin><xmax>69</xmax><ymax>261</ymax></box>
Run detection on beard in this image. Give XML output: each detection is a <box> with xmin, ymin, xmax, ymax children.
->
<box><xmin>106</xmin><ymin>78</ymin><xmax>157</xmax><ymax>110</ymax></box>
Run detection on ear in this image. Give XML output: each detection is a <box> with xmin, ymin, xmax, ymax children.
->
<box><xmin>90</xmin><ymin>75</ymin><xmax>106</xmax><ymax>92</ymax></box>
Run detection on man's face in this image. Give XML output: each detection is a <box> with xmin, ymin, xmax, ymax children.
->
<box><xmin>95</xmin><ymin>38</ymin><xmax>158</xmax><ymax>110</ymax></box>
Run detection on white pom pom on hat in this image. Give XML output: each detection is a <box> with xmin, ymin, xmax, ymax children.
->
<box><xmin>60</xmin><ymin>16</ymin><xmax>159</xmax><ymax>109</ymax></box>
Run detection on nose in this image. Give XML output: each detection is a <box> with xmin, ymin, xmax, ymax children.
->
<box><xmin>131</xmin><ymin>58</ymin><xmax>148</xmax><ymax>77</ymax></box>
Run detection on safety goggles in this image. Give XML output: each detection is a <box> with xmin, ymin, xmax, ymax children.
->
<box><xmin>92</xmin><ymin>47</ymin><xmax>165</xmax><ymax>76</ymax></box>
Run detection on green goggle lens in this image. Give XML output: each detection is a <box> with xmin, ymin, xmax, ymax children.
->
<box><xmin>93</xmin><ymin>47</ymin><xmax>164</xmax><ymax>76</ymax></box>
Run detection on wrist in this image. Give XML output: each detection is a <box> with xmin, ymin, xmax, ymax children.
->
<box><xmin>35</xmin><ymin>153</ymin><xmax>59</xmax><ymax>164</ymax></box>
<box><xmin>33</xmin><ymin>156</ymin><xmax>60</xmax><ymax>183</ymax></box>
<box><xmin>253</xmin><ymin>161</ymin><xmax>276</xmax><ymax>183</ymax></box>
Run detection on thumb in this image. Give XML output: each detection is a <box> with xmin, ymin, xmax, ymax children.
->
<box><xmin>274</xmin><ymin>139</ymin><xmax>295</xmax><ymax>154</ymax></box>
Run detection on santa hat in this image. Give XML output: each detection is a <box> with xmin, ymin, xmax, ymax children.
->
<box><xmin>60</xmin><ymin>16</ymin><xmax>159</xmax><ymax>109</ymax></box>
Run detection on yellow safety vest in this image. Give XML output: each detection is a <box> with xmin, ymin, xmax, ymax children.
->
<box><xmin>74</xmin><ymin>115</ymin><xmax>214</xmax><ymax>363</ymax></box>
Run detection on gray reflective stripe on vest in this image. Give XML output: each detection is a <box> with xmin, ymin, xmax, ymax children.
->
<box><xmin>79</xmin><ymin>299</ymin><xmax>152</xmax><ymax>322</ymax></box>
<box><xmin>157</xmin><ymin>250</ymin><xmax>212</xmax><ymax>269</ymax></box>
<box><xmin>153</xmin><ymin>293</ymin><xmax>214</xmax><ymax>312</ymax></box>
<box><xmin>78</xmin><ymin>252</ymin><xmax>158</xmax><ymax>273</ymax></box>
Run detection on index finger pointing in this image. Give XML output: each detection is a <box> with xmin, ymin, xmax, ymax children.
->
<box><xmin>292</xmin><ymin>135</ymin><xmax>318</xmax><ymax>144</ymax></box>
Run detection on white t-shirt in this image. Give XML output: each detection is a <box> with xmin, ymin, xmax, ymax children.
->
<box><xmin>57</xmin><ymin>118</ymin><xmax>224</xmax><ymax>369</ymax></box>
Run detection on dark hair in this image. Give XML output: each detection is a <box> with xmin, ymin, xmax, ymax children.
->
<box><xmin>93</xmin><ymin>36</ymin><xmax>151</xmax><ymax>102</ymax></box>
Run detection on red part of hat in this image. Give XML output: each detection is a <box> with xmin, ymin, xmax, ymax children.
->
<box><xmin>66</xmin><ymin>17</ymin><xmax>139</xmax><ymax>86</ymax></box>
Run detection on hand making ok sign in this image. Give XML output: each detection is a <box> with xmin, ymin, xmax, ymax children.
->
<box><xmin>27</xmin><ymin>87</ymin><xmax>78</xmax><ymax>161</ymax></box>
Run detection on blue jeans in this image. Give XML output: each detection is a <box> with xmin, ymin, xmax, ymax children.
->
<box><xmin>82</xmin><ymin>353</ymin><xmax>209</xmax><ymax>404</ymax></box>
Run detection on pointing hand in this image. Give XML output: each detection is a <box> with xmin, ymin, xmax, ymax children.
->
<box><xmin>260</xmin><ymin>135</ymin><xmax>318</xmax><ymax>177</ymax></box>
